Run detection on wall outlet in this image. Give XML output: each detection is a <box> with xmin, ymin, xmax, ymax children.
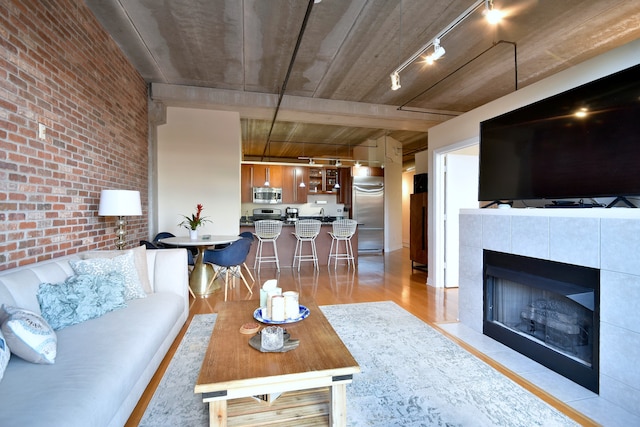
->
<box><xmin>38</xmin><ymin>123</ymin><xmax>46</xmax><ymax>140</ymax></box>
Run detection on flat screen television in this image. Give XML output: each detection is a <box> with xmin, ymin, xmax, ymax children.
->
<box><xmin>478</xmin><ymin>63</ymin><xmax>640</xmax><ymax>205</ymax></box>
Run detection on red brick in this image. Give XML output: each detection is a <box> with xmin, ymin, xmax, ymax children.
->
<box><xmin>0</xmin><ymin>0</ymin><xmax>148</xmax><ymax>271</ymax></box>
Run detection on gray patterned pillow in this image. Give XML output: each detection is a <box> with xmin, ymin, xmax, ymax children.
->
<box><xmin>0</xmin><ymin>328</ymin><xmax>10</xmax><ymax>382</ymax></box>
<box><xmin>70</xmin><ymin>251</ymin><xmax>147</xmax><ymax>300</ymax></box>
<box><xmin>0</xmin><ymin>305</ymin><xmax>57</xmax><ymax>364</ymax></box>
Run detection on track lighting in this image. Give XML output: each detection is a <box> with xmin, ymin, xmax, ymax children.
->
<box><xmin>390</xmin><ymin>0</ymin><xmax>504</xmax><ymax>91</ymax></box>
<box><xmin>390</xmin><ymin>71</ymin><xmax>401</xmax><ymax>91</ymax></box>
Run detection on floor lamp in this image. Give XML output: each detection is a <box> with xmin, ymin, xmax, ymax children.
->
<box><xmin>98</xmin><ymin>189</ymin><xmax>142</xmax><ymax>250</ymax></box>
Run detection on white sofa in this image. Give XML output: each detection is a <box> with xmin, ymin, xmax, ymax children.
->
<box><xmin>0</xmin><ymin>247</ymin><xmax>189</xmax><ymax>427</ymax></box>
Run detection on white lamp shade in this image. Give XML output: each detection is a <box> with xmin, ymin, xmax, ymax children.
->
<box><xmin>98</xmin><ymin>190</ymin><xmax>142</xmax><ymax>216</ymax></box>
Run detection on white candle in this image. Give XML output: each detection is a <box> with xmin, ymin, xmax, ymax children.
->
<box><xmin>270</xmin><ymin>295</ymin><xmax>285</xmax><ymax>322</ymax></box>
<box><xmin>265</xmin><ymin>288</ymin><xmax>282</xmax><ymax>319</ymax></box>
<box><xmin>283</xmin><ymin>291</ymin><xmax>299</xmax><ymax>319</ymax></box>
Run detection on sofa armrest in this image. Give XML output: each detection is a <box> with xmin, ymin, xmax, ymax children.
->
<box><xmin>146</xmin><ymin>249</ymin><xmax>189</xmax><ymax>310</ymax></box>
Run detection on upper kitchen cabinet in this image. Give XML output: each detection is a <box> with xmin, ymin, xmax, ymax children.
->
<box><xmin>352</xmin><ymin>166</ymin><xmax>384</xmax><ymax>177</ymax></box>
<box><xmin>241</xmin><ymin>164</ymin><xmax>253</xmax><ymax>202</ymax></box>
<box><xmin>241</xmin><ymin>164</ymin><xmax>283</xmax><ymax>203</ymax></box>
<box><xmin>308</xmin><ymin>167</ymin><xmax>338</xmax><ymax>194</ymax></box>
<box><xmin>282</xmin><ymin>166</ymin><xmax>308</xmax><ymax>204</ymax></box>
<box><xmin>337</xmin><ymin>167</ymin><xmax>352</xmax><ymax>208</ymax></box>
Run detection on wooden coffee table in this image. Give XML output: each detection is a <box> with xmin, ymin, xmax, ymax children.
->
<box><xmin>195</xmin><ymin>300</ymin><xmax>360</xmax><ymax>426</ymax></box>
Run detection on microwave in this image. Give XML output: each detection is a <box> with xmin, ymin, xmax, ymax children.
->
<box><xmin>253</xmin><ymin>187</ymin><xmax>282</xmax><ymax>204</ymax></box>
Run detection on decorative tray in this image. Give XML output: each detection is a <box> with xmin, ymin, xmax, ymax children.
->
<box><xmin>248</xmin><ymin>331</ymin><xmax>300</xmax><ymax>353</ymax></box>
<box><xmin>253</xmin><ymin>305</ymin><xmax>310</xmax><ymax>325</ymax></box>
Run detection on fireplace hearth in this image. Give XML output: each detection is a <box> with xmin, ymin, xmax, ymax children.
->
<box><xmin>483</xmin><ymin>250</ymin><xmax>599</xmax><ymax>393</ymax></box>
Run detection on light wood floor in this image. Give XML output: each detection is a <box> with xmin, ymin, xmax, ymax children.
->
<box><xmin>125</xmin><ymin>248</ymin><xmax>595</xmax><ymax>426</ymax></box>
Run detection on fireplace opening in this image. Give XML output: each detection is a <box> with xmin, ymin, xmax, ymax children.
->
<box><xmin>483</xmin><ymin>250</ymin><xmax>599</xmax><ymax>393</ymax></box>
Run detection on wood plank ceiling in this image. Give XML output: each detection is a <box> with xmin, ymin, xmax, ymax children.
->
<box><xmin>86</xmin><ymin>0</ymin><xmax>640</xmax><ymax>167</ymax></box>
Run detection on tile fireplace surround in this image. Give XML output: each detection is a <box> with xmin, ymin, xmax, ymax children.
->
<box><xmin>458</xmin><ymin>207</ymin><xmax>640</xmax><ymax>419</ymax></box>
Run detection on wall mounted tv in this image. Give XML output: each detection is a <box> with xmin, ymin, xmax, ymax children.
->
<box><xmin>478</xmin><ymin>63</ymin><xmax>640</xmax><ymax>206</ymax></box>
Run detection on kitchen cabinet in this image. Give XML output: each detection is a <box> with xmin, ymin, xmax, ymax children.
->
<box><xmin>308</xmin><ymin>167</ymin><xmax>338</xmax><ymax>194</ymax></box>
<box><xmin>241</xmin><ymin>164</ymin><xmax>253</xmax><ymax>203</ymax></box>
<box><xmin>337</xmin><ymin>167</ymin><xmax>352</xmax><ymax>213</ymax></box>
<box><xmin>410</xmin><ymin>192</ymin><xmax>428</xmax><ymax>270</ymax></box>
<box><xmin>282</xmin><ymin>166</ymin><xmax>308</xmax><ymax>203</ymax></box>
<box><xmin>252</xmin><ymin>164</ymin><xmax>282</xmax><ymax>188</ymax></box>
<box><xmin>241</xmin><ymin>164</ymin><xmax>283</xmax><ymax>203</ymax></box>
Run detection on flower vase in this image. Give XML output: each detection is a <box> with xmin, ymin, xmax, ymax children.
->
<box><xmin>189</xmin><ymin>229</ymin><xmax>198</xmax><ymax>240</ymax></box>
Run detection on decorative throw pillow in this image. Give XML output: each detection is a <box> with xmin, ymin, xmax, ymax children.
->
<box><xmin>0</xmin><ymin>305</ymin><xmax>57</xmax><ymax>364</ymax></box>
<box><xmin>70</xmin><ymin>251</ymin><xmax>147</xmax><ymax>300</ymax></box>
<box><xmin>82</xmin><ymin>245</ymin><xmax>152</xmax><ymax>294</ymax></box>
<box><xmin>0</xmin><ymin>328</ymin><xmax>10</xmax><ymax>383</ymax></box>
<box><xmin>37</xmin><ymin>273</ymin><xmax>127</xmax><ymax>330</ymax></box>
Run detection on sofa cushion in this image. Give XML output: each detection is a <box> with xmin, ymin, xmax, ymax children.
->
<box><xmin>82</xmin><ymin>245</ymin><xmax>152</xmax><ymax>294</ymax></box>
<box><xmin>0</xmin><ymin>305</ymin><xmax>57</xmax><ymax>364</ymax></box>
<box><xmin>37</xmin><ymin>273</ymin><xmax>127</xmax><ymax>330</ymax></box>
<box><xmin>0</xmin><ymin>329</ymin><xmax>9</xmax><ymax>383</ymax></box>
<box><xmin>70</xmin><ymin>251</ymin><xmax>146</xmax><ymax>300</ymax></box>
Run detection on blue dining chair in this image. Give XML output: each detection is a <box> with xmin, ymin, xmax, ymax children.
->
<box><xmin>203</xmin><ymin>237</ymin><xmax>253</xmax><ymax>301</ymax></box>
<box><xmin>152</xmin><ymin>231</ymin><xmax>175</xmax><ymax>247</ymax></box>
<box><xmin>238</xmin><ymin>232</ymin><xmax>255</xmax><ymax>282</ymax></box>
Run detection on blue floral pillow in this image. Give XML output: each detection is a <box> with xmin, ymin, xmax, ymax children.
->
<box><xmin>69</xmin><ymin>251</ymin><xmax>147</xmax><ymax>300</ymax></box>
<box><xmin>37</xmin><ymin>273</ymin><xmax>127</xmax><ymax>330</ymax></box>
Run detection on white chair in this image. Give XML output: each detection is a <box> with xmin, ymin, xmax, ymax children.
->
<box><xmin>253</xmin><ymin>220</ymin><xmax>283</xmax><ymax>272</ymax></box>
<box><xmin>292</xmin><ymin>219</ymin><xmax>322</xmax><ymax>270</ymax></box>
<box><xmin>328</xmin><ymin>219</ymin><xmax>357</xmax><ymax>268</ymax></box>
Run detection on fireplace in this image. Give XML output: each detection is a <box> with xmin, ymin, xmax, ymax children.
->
<box><xmin>483</xmin><ymin>250</ymin><xmax>599</xmax><ymax>393</ymax></box>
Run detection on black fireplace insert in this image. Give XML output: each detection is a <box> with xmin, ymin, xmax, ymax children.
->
<box><xmin>483</xmin><ymin>250</ymin><xmax>599</xmax><ymax>393</ymax></box>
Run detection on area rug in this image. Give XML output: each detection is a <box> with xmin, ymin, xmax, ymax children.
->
<box><xmin>140</xmin><ymin>301</ymin><xmax>579</xmax><ymax>426</ymax></box>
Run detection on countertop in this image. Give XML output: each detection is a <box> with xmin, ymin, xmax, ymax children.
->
<box><xmin>240</xmin><ymin>216</ymin><xmax>341</xmax><ymax>226</ymax></box>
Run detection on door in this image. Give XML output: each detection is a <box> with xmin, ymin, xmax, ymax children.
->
<box><xmin>444</xmin><ymin>153</ymin><xmax>479</xmax><ymax>287</ymax></box>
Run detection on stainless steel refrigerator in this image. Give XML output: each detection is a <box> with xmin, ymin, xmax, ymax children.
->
<box><xmin>352</xmin><ymin>175</ymin><xmax>384</xmax><ymax>253</ymax></box>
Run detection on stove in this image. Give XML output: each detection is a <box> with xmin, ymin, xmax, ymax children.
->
<box><xmin>252</xmin><ymin>208</ymin><xmax>282</xmax><ymax>221</ymax></box>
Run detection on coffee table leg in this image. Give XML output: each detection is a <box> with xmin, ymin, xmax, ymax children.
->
<box><xmin>209</xmin><ymin>400</ymin><xmax>228</xmax><ymax>427</ymax></box>
<box><xmin>330</xmin><ymin>383</ymin><xmax>347</xmax><ymax>426</ymax></box>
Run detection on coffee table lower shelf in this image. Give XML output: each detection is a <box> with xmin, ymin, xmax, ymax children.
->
<box><xmin>226</xmin><ymin>387</ymin><xmax>330</xmax><ymax>426</ymax></box>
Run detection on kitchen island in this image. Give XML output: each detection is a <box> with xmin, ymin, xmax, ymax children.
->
<box><xmin>240</xmin><ymin>220</ymin><xmax>358</xmax><ymax>269</ymax></box>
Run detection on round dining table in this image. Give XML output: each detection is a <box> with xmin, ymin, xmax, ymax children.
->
<box><xmin>159</xmin><ymin>235</ymin><xmax>240</xmax><ymax>297</ymax></box>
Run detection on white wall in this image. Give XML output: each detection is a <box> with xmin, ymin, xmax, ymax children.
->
<box><xmin>157</xmin><ymin>107</ymin><xmax>242</xmax><ymax>237</ymax></box>
<box><xmin>426</xmin><ymin>38</ymin><xmax>640</xmax><ymax>287</ymax></box>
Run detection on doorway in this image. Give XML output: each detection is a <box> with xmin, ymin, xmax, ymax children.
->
<box><xmin>433</xmin><ymin>139</ymin><xmax>479</xmax><ymax>288</ymax></box>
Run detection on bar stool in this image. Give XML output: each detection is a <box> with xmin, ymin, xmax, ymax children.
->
<box><xmin>328</xmin><ymin>219</ymin><xmax>358</xmax><ymax>268</ymax></box>
<box><xmin>292</xmin><ymin>219</ymin><xmax>322</xmax><ymax>270</ymax></box>
<box><xmin>253</xmin><ymin>220</ymin><xmax>283</xmax><ymax>272</ymax></box>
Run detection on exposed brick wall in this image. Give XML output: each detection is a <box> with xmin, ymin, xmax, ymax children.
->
<box><xmin>0</xmin><ymin>0</ymin><xmax>149</xmax><ymax>270</ymax></box>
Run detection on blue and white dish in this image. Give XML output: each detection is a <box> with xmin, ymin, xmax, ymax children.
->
<box><xmin>253</xmin><ymin>305</ymin><xmax>310</xmax><ymax>324</ymax></box>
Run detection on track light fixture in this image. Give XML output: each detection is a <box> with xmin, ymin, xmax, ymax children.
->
<box><xmin>390</xmin><ymin>0</ymin><xmax>503</xmax><ymax>91</ymax></box>
<box><xmin>390</xmin><ymin>71</ymin><xmax>401</xmax><ymax>91</ymax></box>
<box><xmin>425</xmin><ymin>38</ymin><xmax>445</xmax><ymax>65</ymax></box>
<box><xmin>483</xmin><ymin>0</ymin><xmax>503</xmax><ymax>24</ymax></box>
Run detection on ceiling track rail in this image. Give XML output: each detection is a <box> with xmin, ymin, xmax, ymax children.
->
<box><xmin>398</xmin><ymin>40</ymin><xmax>517</xmax><ymax>114</ymax></box>
<box><xmin>260</xmin><ymin>0</ymin><xmax>316</xmax><ymax>162</ymax></box>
